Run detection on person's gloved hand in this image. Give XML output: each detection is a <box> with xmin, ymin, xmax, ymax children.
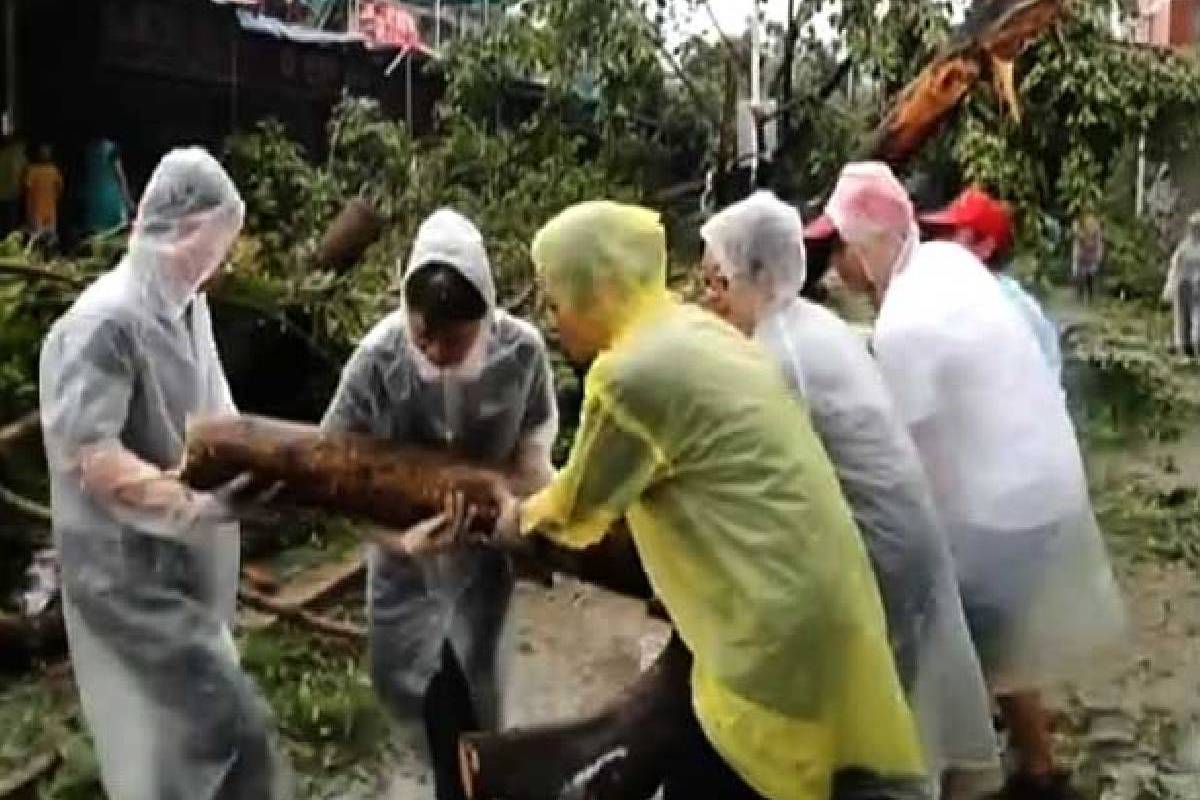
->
<box><xmin>190</xmin><ymin>473</ymin><xmax>284</xmax><ymax>527</ymax></box>
<box><xmin>376</xmin><ymin>491</ymin><xmax>476</xmax><ymax>557</ymax></box>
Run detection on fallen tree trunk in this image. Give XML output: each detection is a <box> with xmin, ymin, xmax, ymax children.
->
<box><xmin>459</xmin><ymin>634</ymin><xmax>692</xmax><ymax>800</ymax></box>
<box><xmin>182</xmin><ymin>414</ymin><xmax>654</xmax><ymax>601</ymax></box>
<box><xmin>181</xmin><ymin>414</ymin><xmax>507</xmax><ymax>533</ymax></box>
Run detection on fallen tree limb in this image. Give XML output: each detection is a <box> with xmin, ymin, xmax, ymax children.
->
<box><xmin>0</xmin><ymin>258</ymin><xmax>85</xmax><ymax>287</ymax></box>
<box><xmin>860</xmin><ymin>0</ymin><xmax>1062</xmax><ymax>166</ymax></box>
<box><xmin>0</xmin><ymin>484</ymin><xmax>52</xmax><ymax>523</ymax></box>
<box><xmin>238</xmin><ymin>584</ymin><xmax>366</xmax><ymax>641</ymax></box>
<box><xmin>0</xmin><ymin>411</ymin><xmax>41</xmax><ymax>462</ymax></box>
<box><xmin>269</xmin><ymin>550</ymin><xmax>366</xmax><ymax>610</ymax></box>
<box><xmin>459</xmin><ymin>634</ymin><xmax>692</xmax><ymax>800</ymax></box>
<box><xmin>0</xmin><ymin>749</ymin><xmax>59</xmax><ymax>798</ymax></box>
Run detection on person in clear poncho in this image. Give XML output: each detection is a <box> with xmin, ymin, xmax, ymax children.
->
<box><xmin>39</xmin><ymin>147</ymin><xmax>289</xmax><ymax>799</ymax></box>
<box><xmin>698</xmin><ymin>191</ymin><xmax>1000</xmax><ymax>799</ymax></box>
<box><xmin>809</xmin><ymin>162</ymin><xmax>1124</xmax><ymax>800</ymax></box>
<box><xmin>320</xmin><ymin>208</ymin><xmax>557</xmax><ymax>800</ymax></box>
<box><xmin>1163</xmin><ymin>211</ymin><xmax>1200</xmax><ymax>358</ymax></box>
<box><xmin>483</xmin><ymin>201</ymin><xmax>928</xmax><ymax>800</ymax></box>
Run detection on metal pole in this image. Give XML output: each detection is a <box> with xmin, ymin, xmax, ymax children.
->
<box><xmin>1136</xmin><ymin>132</ymin><xmax>1147</xmax><ymax>219</ymax></box>
<box><xmin>4</xmin><ymin>0</ymin><xmax>17</xmax><ymax>133</ymax></box>
<box><xmin>435</xmin><ymin>0</ymin><xmax>441</xmax><ymax>50</ymax></box>
<box><xmin>406</xmin><ymin>52</ymin><xmax>413</xmax><ymax>128</ymax></box>
<box><xmin>748</xmin><ymin>4</ymin><xmax>761</xmax><ymax>189</ymax></box>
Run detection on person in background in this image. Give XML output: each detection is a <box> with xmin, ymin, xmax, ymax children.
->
<box><xmin>39</xmin><ymin>148</ymin><xmax>290</xmax><ymax>799</ymax></box>
<box><xmin>919</xmin><ymin>187</ymin><xmax>1061</xmax><ymax>379</ymax></box>
<box><xmin>24</xmin><ymin>144</ymin><xmax>64</xmax><ymax>249</ymax></box>
<box><xmin>482</xmin><ymin>200</ymin><xmax>928</xmax><ymax>800</ymax></box>
<box><xmin>1162</xmin><ymin>211</ymin><xmax>1200</xmax><ymax>359</ymax></box>
<box><xmin>1071</xmin><ymin>213</ymin><xmax>1104</xmax><ymax>303</ymax></box>
<box><xmin>0</xmin><ymin>134</ymin><xmax>26</xmax><ymax>234</ymax></box>
<box><xmin>81</xmin><ymin>137</ymin><xmax>134</xmax><ymax>237</ymax></box>
<box><xmin>809</xmin><ymin>162</ymin><xmax>1124</xmax><ymax>800</ymax></box>
<box><xmin>321</xmin><ymin>208</ymin><xmax>557</xmax><ymax>800</ymax></box>
<box><xmin>701</xmin><ymin>191</ymin><xmax>1000</xmax><ymax>800</ymax></box>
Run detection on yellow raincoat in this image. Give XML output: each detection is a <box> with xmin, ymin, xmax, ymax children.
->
<box><xmin>524</xmin><ymin>203</ymin><xmax>925</xmax><ymax>800</ymax></box>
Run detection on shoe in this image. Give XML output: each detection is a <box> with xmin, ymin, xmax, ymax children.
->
<box><xmin>998</xmin><ymin>771</ymin><xmax>1081</xmax><ymax>800</ymax></box>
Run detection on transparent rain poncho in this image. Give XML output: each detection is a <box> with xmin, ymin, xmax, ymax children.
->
<box><xmin>1164</xmin><ymin>212</ymin><xmax>1200</xmax><ymax>354</ymax></box>
<box><xmin>39</xmin><ymin>148</ymin><xmax>289</xmax><ymax>799</ymax></box>
<box><xmin>321</xmin><ymin>208</ymin><xmax>557</xmax><ymax>741</ymax></box>
<box><xmin>701</xmin><ymin>193</ymin><xmax>999</xmax><ymax>785</ymax></box>
<box><xmin>524</xmin><ymin>201</ymin><xmax>927</xmax><ymax>800</ymax></box>
<box><xmin>872</xmin><ymin>239</ymin><xmax>1124</xmax><ymax>691</ymax></box>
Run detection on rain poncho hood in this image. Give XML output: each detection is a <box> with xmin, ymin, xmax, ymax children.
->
<box><xmin>526</xmin><ymin>201</ymin><xmax>926</xmax><ymax>800</ymax></box>
<box><xmin>531</xmin><ymin>200</ymin><xmax>667</xmax><ymax>324</ymax></box>
<box><xmin>700</xmin><ymin>190</ymin><xmax>807</xmax><ymax>313</ymax></box>
<box><xmin>40</xmin><ymin>147</ymin><xmax>287</xmax><ymax>798</ymax></box>
<box><xmin>821</xmin><ymin>162</ymin><xmax>921</xmax><ymax>291</ymax></box>
<box><xmin>129</xmin><ymin>147</ymin><xmax>245</xmax><ymax>315</ymax></box>
<box><xmin>403</xmin><ymin>207</ymin><xmax>497</xmax><ymax>308</ymax></box>
<box><xmin>705</xmin><ymin>193</ymin><xmax>999</xmax><ymax>784</ymax></box>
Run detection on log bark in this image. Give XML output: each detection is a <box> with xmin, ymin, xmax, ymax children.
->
<box><xmin>180</xmin><ymin>414</ymin><xmax>507</xmax><ymax>533</ymax></box>
<box><xmin>459</xmin><ymin>634</ymin><xmax>692</xmax><ymax>800</ymax></box>
<box><xmin>182</xmin><ymin>414</ymin><xmax>654</xmax><ymax>602</ymax></box>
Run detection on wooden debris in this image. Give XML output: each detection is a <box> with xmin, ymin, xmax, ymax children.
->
<box><xmin>459</xmin><ymin>635</ymin><xmax>692</xmax><ymax>800</ymax></box>
<box><xmin>238</xmin><ymin>584</ymin><xmax>365</xmax><ymax>642</ymax></box>
<box><xmin>0</xmin><ymin>750</ymin><xmax>59</xmax><ymax>798</ymax></box>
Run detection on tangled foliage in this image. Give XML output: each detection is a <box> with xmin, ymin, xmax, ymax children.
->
<box><xmin>1063</xmin><ymin>308</ymin><xmax>1196</xmax><ymax>447</ymax></box>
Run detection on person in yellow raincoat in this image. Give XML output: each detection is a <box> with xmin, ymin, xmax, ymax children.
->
<box><xmin>488</xmin><ymin>201</ymin><xmax>928</xmax><ymax>800</ymax></box>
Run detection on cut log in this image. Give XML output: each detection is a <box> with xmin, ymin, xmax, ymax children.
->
<box><xmin>459</xmin><ymin>634</ymin><xmax>693</xmax><ymax>800</ymax></box>
<box><xmin>182</xmin><ymin>414</ymin><xmax>655</xmax><ymax>603</ymax></box>
<box><xmin>181</xmin><ymin>414</ymin><xmax>507</xmax><ymax>533</ymax></box>
<box><xmin>315</xmin><ymin>198</ymin><xmax>383</xmax><ymax>273</ymax></box>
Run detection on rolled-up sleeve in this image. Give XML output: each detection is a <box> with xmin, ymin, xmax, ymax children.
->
<box><xmin>521</xmin><ymin>388</ymin><xmax>663</xmax><ymax>549</ymax></box>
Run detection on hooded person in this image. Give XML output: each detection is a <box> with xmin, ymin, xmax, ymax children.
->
<box><xmin>919</xmin><ymin>187</ymin><xmax>1061</xmax><ymax>379</ymax></box>
<box><xmin>700</xmin><ymin>191</ymin><xmax>1001</xmax><ymax>799</ymax></box>
<box><xmin>39</xmin><ymin>147</ymin><xmax>290</xmax><ymax>799</ymax></box>
<box><xmin>473</xmin><ymin>200</ymin><xmax>928</xmax><ymax>800</ymax></box>
<box><xmin>320</xmin><ymin>208</ymin><xmax>557</xmax><ymax>800</ymax></box>
<box><xmin>809</xmin><ymin>162</ymin><xmax>1124</xmax><ymax>800</ymax></box>
<box><xmin>1163</xmin><ymin>211</ymin><xmax>1200</xmax><ymax>358</ymax></box>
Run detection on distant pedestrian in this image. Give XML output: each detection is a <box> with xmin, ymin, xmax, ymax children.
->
<box><xmin>1163</xmin><ymin>211</ymin><xmax>1200</xmax><ymax>358</ymax></box>
<box><xmin>81</xmin><ymin>138</ymin><xmax>134</xmax><ymax>237</ymax></box>
<box><xmin>0</xmin><ymin>134</ymin><xmax>26</xmax><ymax>234</ymax></box>
<box><xmin>24</xmin><ymin>144</ymin><xmax>64</xmax><ymax>249</ymax></box>
<box><xmin>1071</xmin><ymin>214</ymin><xmax>1104</xmax><ymax>302</ymax></box>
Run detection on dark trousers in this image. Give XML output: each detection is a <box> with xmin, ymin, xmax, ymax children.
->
<box><xmin>424</xmin><ymin>644</ymin><xmax>481</xmax><ymax>800</ymax></box>
<box><xmin>662</xmin><ymin>696</ymin><xmax>766</xmax><ymax>799</ymax></box>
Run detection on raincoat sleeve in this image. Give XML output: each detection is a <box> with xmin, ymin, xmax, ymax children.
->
<box><xmin>41</xmin><ymin>315</ymin><xmax>211</xmax><ymax>539</ymax></box>
<box><xmin>321</xmin><ymin>345</ymin><xmax>385</xmax><ymax>437</ymax></box>
<box><xmin>872</xmin><ymin>325</ymin><xmax>943</xmax><ymax>428</ymax></box>
<box><xmin>509</xmin><ymin>347</ymin><xmax>559</xmax><ymax>496</ymax></box>
<box><xmin>521</xmin><ymin>387</ymin><xmax>663</xmax><ymax>549</ymax></box>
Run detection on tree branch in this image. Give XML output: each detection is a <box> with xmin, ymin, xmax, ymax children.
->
<box><xmin>0</xmin><ymin>484</ymin><xmax>51</xmax><ymax>523</ymax></box>
<box><xmin>0</xmin><ymin>259</ymin><xmax>85</xmax><ymax>287</ymax></box>
<box><xmin>702</xmin><ymin>0</ymin><xmax>749</xmax><ymax>70</ymax></box>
